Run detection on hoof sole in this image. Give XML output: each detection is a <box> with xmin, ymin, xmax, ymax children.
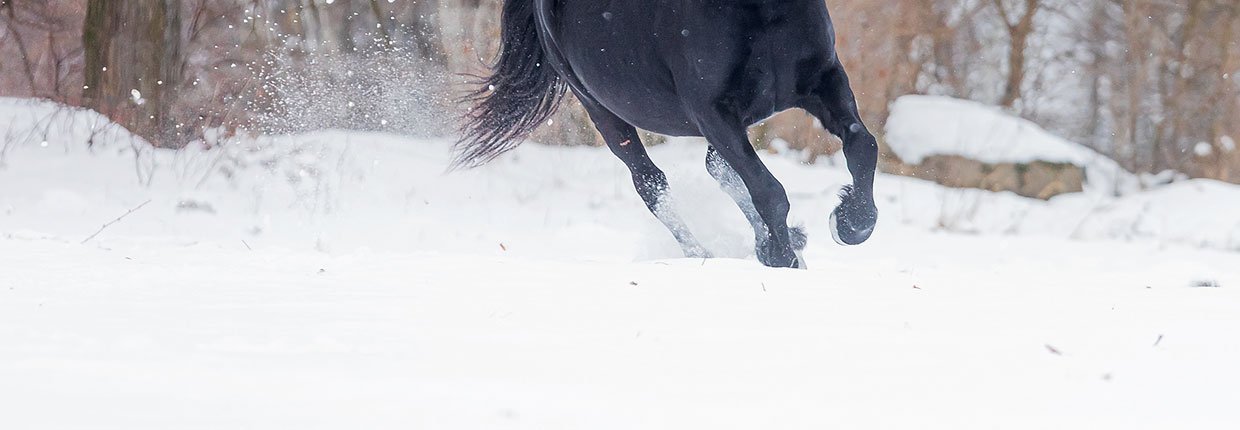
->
<box><xmin>829</xmin><ymin>211</ymin><xmax>845</xmax><ymax>246</ymax></box>
<box><xmin>830</xmin><ymin>209</ymin><xmax>874</xmax><ymax>246</ymax></box>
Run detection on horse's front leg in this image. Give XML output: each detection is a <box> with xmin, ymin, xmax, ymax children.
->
<box><xmin>693</xmin><ymin>111</ymin><xmax>799</xmax><ymax>268</ymax></box>
<box><xmin>809</xmin><ymin>64</ymin><xmax>879</xmax><ymax>246</ymax></box>
<box><xmin>705</xmin><ymin>146</ymin><xmax>807</xmax><ymax>261</ymax></box>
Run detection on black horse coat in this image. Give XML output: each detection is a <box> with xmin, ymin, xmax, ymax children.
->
<box><xmin>460</xmin><ymin>0</ymin><xmax>879</xmax><ymax>268</ymax></box>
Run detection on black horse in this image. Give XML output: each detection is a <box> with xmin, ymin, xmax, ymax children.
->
<box><xmin>458</xmin><ymin>0</ymin><xmax>878</xmax><ymax>268</ymax></box>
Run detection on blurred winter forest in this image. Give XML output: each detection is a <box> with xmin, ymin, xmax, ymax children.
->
<box><xmin>1</xmin><ymin>0</ymin><xmax>1237</xmax><ymax>182</ymax></box>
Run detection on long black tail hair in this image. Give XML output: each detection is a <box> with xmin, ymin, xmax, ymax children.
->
<box><xmin>454</xmin><ymin>0</ymin><xmax>567</xmax><ymax>168</ymax></box>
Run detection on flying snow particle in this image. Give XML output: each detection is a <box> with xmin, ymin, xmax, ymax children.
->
<box><xmin>130</xmin><ymin>89</ymin><xmax>144</xmax><ymax>105</ymax></box>
<box><xmin>1194</xmin><ymin>142</ymin><xmax>1213</xmax><ymax>157</ymax></box>
<box><xmin>1222</xmin><ymin>136</ymin><xmax>1236</xmax><ymax>152</ymax></box>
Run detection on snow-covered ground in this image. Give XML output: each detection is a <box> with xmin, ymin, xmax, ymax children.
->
<box><xmin>2</xmin><ymin>98</ymin><xmax>1239</xmax><ymax>429</ymax></box>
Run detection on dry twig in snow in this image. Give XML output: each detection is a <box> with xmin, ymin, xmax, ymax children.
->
<box><xmin>81</xmin><ymin>200</ymin><xmax>153</xmax><ymax>244</ymax></box>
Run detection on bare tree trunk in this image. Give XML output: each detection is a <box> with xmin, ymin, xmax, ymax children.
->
<box><xmin>1117</xmin><ymin>0</ymin><xmax>1148</xmax><ymax>172</ymax></box>
<box><xmin>3</xmin><ymin>2</ymin><xmax>43</xmax><ymax>95</ymax></box>
<box><xmin>1083</xmin><ymin>1</ymin><xmax>1107</xmax><ymax>150</ymax></box>
<box><xmin>370</xmin><ymin>0</ymin><xmax>392</xmax><ymax>47</ymax></box>
<box><xmin>993</xmin><ymin>0</ymin><xmax>1040</xmax><ymax>109</ymax></box>
<box><xmin>409</xmin><ymin>0</ymin><xmax>445</xmax><ymax>63</ymax></box>
<box><xmin>159</xmin><ymin>0</ymin><xmax>183</xmax><ymax>143</ymax></box>
<box><xmin>337</xmin><ymin>0</ymin><xmax>357</xmax><ymax>53</ymax></box>
<box><xmin>82</xmin><ymin>0</ymin><xmax>115</xmax><ymax>111</ymax></box>
<box><xmin>47</xmin><ymin>30</ymin><xmax>63</xmax><ymax>101</ymax></box>
<box><xmin>82</xmin><ymin>0</ymin><xmax>179</xmax><ymax>147</ymax></box>
<box><xmin>1216</xmin><ymin>2</ymin><xmax>1238</xmax><ymax>181</ymax></box>
<box><xmin>303</xmin><ymin>0</ymin><xmax>325</xmax><ymax>51</ymax></box>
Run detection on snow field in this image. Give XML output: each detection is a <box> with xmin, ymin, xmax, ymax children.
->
<box><xmin>2</xmin><ymin>98</ymin><xmax>1239</xmax><ymax>429</ymax></box>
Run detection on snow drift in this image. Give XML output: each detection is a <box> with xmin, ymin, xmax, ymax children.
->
<box><xmin>3</xmin><ymin>97</ymin><xmax>1237</xmax><ymax>254</ymax></box>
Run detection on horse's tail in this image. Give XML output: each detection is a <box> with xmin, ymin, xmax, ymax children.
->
<box><xmin>454</xmin><ymin>0</ymin><xmax>567</xmax><ymax>168</ymax></box>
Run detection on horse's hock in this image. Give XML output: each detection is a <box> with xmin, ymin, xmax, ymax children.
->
<box><xmin>891</xmin><ymin>155</ymin><xmax>1085</xmax><ymax>200</ymax></box>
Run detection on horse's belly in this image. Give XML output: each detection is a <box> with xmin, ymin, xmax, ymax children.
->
<box><xmin>557</xmin><ymin>6</ymin><xmax>702</xmax><ymax>136</ymax></box>
<box><xmin>592</xmin><ymin>86</ymin><xmax>700</xmax><ymax>136</ymax></box>
<box><xmin>569</xmin><ymin>57</ymin><xmax>701</xmax><ymax>136</ymax></box>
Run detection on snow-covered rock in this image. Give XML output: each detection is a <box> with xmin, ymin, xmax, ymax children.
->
<box><xmin>885</xmin><ymin>95</ymin><xmax>1136</xmax><ymax>196</ymax></box>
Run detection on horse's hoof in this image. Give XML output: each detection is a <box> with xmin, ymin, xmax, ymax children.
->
<box><xmin>828</xmin><ymin>211</ymin><xmax>847</xmax><ymax>245</ymax></box>
<box><xmin>830</xmin><ymin>209</ymin><xmax>875</xmax><ymax>246</ymax></box>
<box><xmin>830</xmin><ymin>186</ymin><xmax>877</xmax><ymax>246</ymax></box>
<box><xmin>756</xmin><ymin>225</ymin><xmax>806</xmax><ymax>265</ymax></box>
<box><xmin>756</xmin><ymin>243</ymin><xmax>798</xmax><ymax>268</ymax></box>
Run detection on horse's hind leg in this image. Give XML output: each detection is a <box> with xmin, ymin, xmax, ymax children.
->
<box><xmin>805</xmin><ymin>64</ymin><xmax>879</xmax><ymax>245</ymax></box>
<box><xmin>693</xmin><ymin>112</ymin><xmax>798</xmax><ymax>268</ymax></box>
<box><xmin>705</xmin><ymin>146</ymin><xmax>806</xmax><ymax>258</ymax></box>
<box><xmin>584</xmin><ymin>105</ymin><xmax>711</xmax><ymax>258</ymax></box>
